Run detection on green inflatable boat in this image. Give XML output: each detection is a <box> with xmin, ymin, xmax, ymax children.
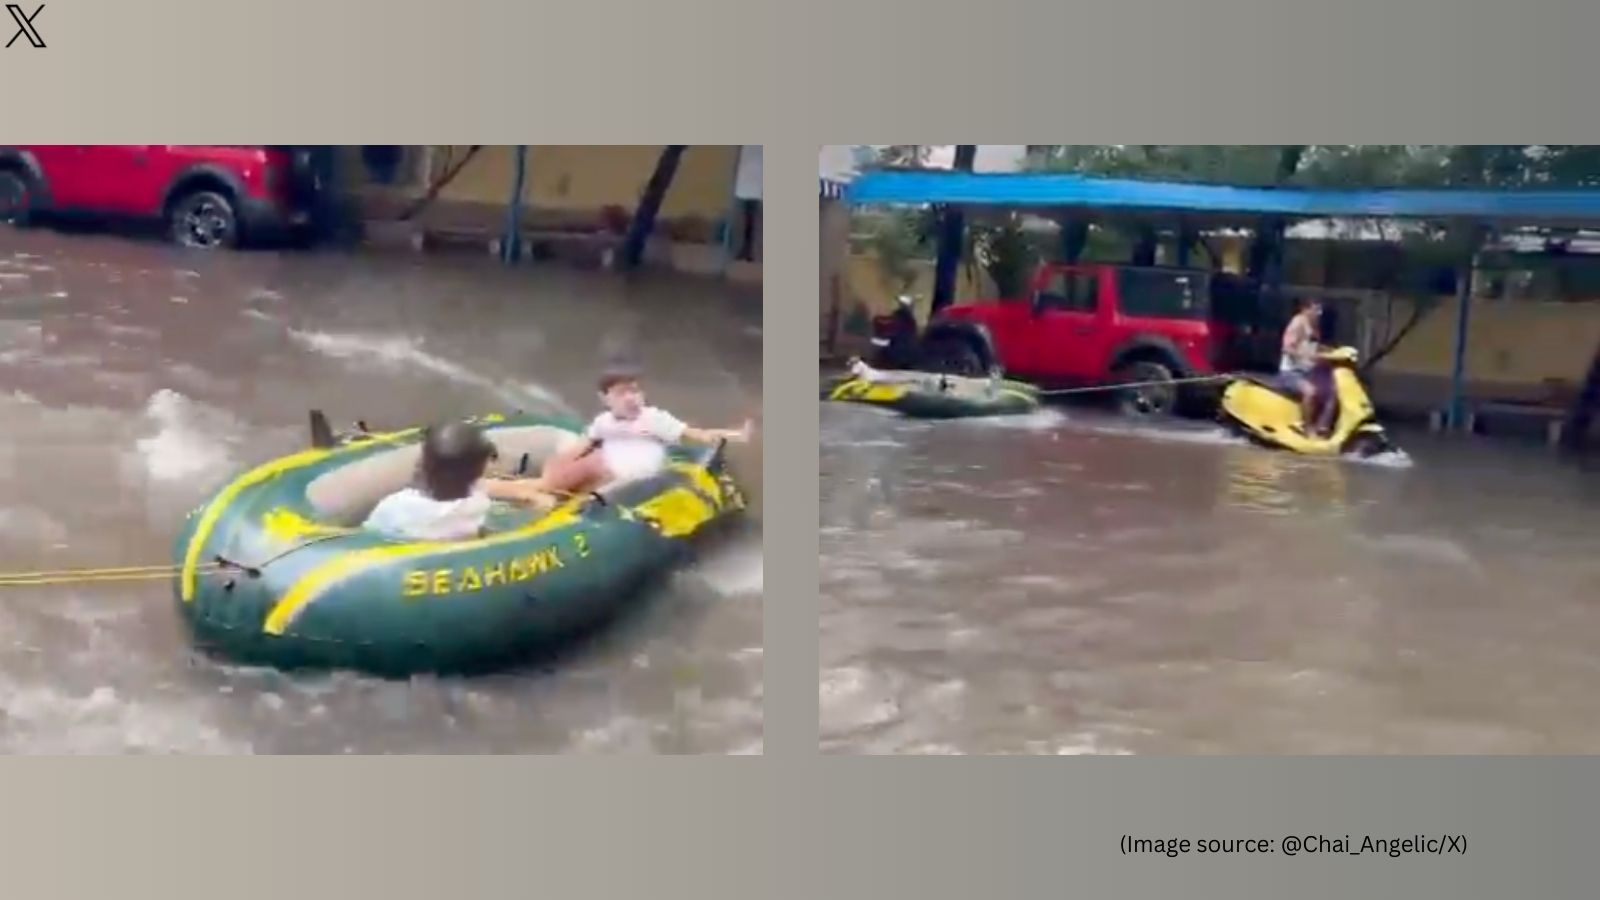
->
<box><xmin>172</xmin><ymin>411</ymin><xmax>744</xmax><ymax>677</ymax></box>
<box><xmin>823</xmin><ymin>370</ymin><xmax>1040</xmax><ymax>419</ymax></box>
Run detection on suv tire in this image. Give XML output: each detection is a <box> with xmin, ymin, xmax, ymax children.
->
<box><xmin>168</xmin><ymin>189</ymin><xmax>240</xmax><ymax>249</ymax></box>
<box><xmin>921</xmin><ymin>336</ymin><xmax>986</xmax><ymax>376</ymax></box>
<box><xmin>0</xmin><ymin>170</ymin><xmax>34</xmax><ymax>228</ymax></box>
<box><xmin>1115</xmin><ymin>359</ymin><xmax>1178</xmax><ymax>416</ymax></box>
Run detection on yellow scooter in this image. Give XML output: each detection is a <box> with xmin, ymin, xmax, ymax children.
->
<box><xmin>1218</xmin><ymin>346</ymin><xmax>1394</xmax><ymax>457</ymax></box>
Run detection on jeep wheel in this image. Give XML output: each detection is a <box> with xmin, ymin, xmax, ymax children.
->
<box><xmin>0</xmin><ymin>170</ymin><xmax>33</xmax><ymax>227</ymax></box>
<box><xmin>1115</xmin><ymin>360</ymin><xmax>1177</xmax><ymax>416</ymax></box>
<box><xmin>921</xmin><ymin>337</ymin><xmax>986</xmax><ymax>377</ymax></box>
<box><xmin>169</xmin><ymin>190</ymin><xmax>240</xmax><ymax>250</ymax></box>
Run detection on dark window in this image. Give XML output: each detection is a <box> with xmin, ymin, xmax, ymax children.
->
<box><xmin>1120</xmin><ymin>270</ymin><xmax>1206</xmax><ymax>319</ymax></box>
<box><xmin>1209</xmin><ymin>276</ymin><xmax>1262</xmax><ymax>325</ymax></box>
<box><xmin>1036</xmin><ymin>270</ymin><xmax>1098</xmax><ymax>313</ymax></box>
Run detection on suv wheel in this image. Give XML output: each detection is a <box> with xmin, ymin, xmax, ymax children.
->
<box><xmin>169</xmin><ymin>190</ymin><xmax>240</xmax><ymax>249</ymax></box>
<box><xmin>1115</xmin><ymin>360</ymin><xmax>1178</xmax><ymax>416</ymax></box>
<box><xmin>0</xmin><ymin>170</ymin><xmax>34</xmax><ymax>227</ymax></box>
<box><xmin>921</xmin><ymin>337</ymin><xmax>986</xmax><ymax>376</ymax></box>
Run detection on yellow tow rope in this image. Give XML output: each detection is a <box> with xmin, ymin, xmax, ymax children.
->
<box><xmin>0</xmin><ymin>562</ymin><xmax>221</xmax><ymax>588</ymax></box>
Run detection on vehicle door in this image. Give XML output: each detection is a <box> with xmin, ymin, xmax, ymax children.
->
<box><xmin>25</xmin><ymin>146</ymin><xmax>96</xmax><ymax>210</ymax></box>
<box><xmin>83</xmin><ymin>146</ymin><xmax>161</xmax><ymax>215</ymax></box>
<box><xmin>1028</xmin><ymin>265</ymin><xmax>1105</xmax><ymax>381</ymax></box>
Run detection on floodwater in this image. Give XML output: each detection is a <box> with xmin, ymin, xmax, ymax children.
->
<box><xmin>0</xmin><ymin>230</ymin><xmax>762</xmax><ymax>754</ymax></box>
<box><xmin>820</xmin><ymin>399</ymin><xmax>1600</xmax><ymax>754</ymax></box>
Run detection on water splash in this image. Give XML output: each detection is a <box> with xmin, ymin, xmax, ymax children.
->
<box><xmin>1076</xmin><ymin>416</ymin><xmax>1249</xmax><ymax>447</ymax></box>
<box><xmin>1349</xmin><ymin>448</ymin><xmax>1415</xmax><ymax>469</ymax></box>
<box><xmin>130</xmin><ymin>389</ymin><xmax>241</xmax><ymax>484</ymax></box>
<box><xmin>686</xmin><ymin>540</ymin><xmax>764</xmax><ymax>598</ymax></box>
<box><xmin>0</xmin><ymin>681</ymin><xmax>252</xmax><ymax>755</ymax></box>
<box><xmin>956</xmin><ymin>408</ymin><xmax>1071</xmax><ymax>431</ymax></box>
<box><xmin>287</xmin><ymin>329</ymin><xmax>570</xmax><ymax>413</ymax></box>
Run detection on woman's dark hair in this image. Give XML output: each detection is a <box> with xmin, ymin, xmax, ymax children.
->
<box><xmin>418</xmin><ymin>422</ymin><xmax>495</xmax><ymax>501</ymax></box>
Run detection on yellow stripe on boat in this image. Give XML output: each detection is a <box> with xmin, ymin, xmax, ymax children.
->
<box><xmin>260</xmin><ymin>507</ymin><xmax>358</xmax><ymax>543</ymax></box>
<box><xmin>668</xmin><ymin>462</ymin><xmax>726</xmax><ymax>511</ymax></box>
<box><xmin>631</xmin><ymin>486</ymin><xmax>717</xmax><ymax>538</ymax></box>
<box><xmin>830</xmin><ymin>379</ymin><xmax>907</xmax><ymax>403</ymax></box>
<box><xmin>179</xmin><ymin>428</ymin><xmax>420</xmax><ymax>602</ymax></box>
<box><xmin>262</xmin><ymin>502</ymin><xmax>586</xmax><ymax>635</ymax></box>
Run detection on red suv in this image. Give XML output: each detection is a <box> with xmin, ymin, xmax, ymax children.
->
<box><xmin>883</xmin><ymin>263</ymin><xmax>1271</xmax><ymax>415</ymax></box>
<box><xmin>0</xmin><ymin>145</ymin><xmax>317</xmax><ymax>249</ymax></box>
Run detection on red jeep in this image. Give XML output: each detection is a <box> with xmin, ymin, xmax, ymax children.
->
<box><xmin>883</xmin><ymin>263</ymin><xmax>1270</xmax><ymax>415</ymax></box>
<box><xmin>0</xmin><ymin>145</ymin><xmax>317</xmax><ymax>249</ymax></box>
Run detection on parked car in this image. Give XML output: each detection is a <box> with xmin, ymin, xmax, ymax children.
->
<box><xmin>877</xmin><ymin>263</ymin><xmax>1275</xmax><ymax>415</ymax></box>
<box><xmin>0</xmin><ymin>145</ymin><xmax>319</xmax><ymax>249</ymax></box>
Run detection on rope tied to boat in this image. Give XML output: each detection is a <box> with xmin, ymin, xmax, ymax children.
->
<box><xmin>1031</xmin><ymin>373</ymin><xmax>1237</xmax><ymax>398</ymax></box>
<box><xmin>0</xmin><ymin>561</ymin><xmax>221</xmax><ymax>588</ymax></box>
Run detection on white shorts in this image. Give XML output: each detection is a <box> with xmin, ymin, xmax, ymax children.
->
<box><xmin>600</xmin><ymin>439</ymin><xmax>668</xmax><ymax>484</ymax></box>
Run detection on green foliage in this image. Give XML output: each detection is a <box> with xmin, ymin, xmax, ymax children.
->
<box><xmin>853</xmin><ymin>207</ymin><xmax>935</xmax><ymax>292</ymax></box>
<box><xmin>1031</xmin><ymin>145</ymin><xmax>1300</xmax><ymax>186</ymax></box>
<box><xmin>969</xmin><ymin>215</ymin><xmax>1040</xmax><ymax>297</ymax></box>
<box><xmin>870</xmin><ymin>145</ymin><xmax>932</xmax><ymax>169</ymax></box>
<box><xmin>1293</xmin><ymin>146</ymin><xmax>1438</xmax><ymax>187</ymax></box>
<box><xmin>1539</xmin><ymin>146</ymin><xmax>1600</xmax><ymax>187</ymax></box>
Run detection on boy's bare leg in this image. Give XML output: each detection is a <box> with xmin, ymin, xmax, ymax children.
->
<box><xmin>484</xmin><ymin>477</ymin><xmax>561</xmax><ymax>510</ymax></box>
<box><xmin>540</xmin><ymin>452</ymin><xmax>611</xmax><ymax>497</ymax></box>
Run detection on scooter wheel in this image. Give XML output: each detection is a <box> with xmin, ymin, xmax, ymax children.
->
<box><xmin>1344</xmin><ymin>433</ymin><xmax>1390</xmax><ymax>458</ymax></box>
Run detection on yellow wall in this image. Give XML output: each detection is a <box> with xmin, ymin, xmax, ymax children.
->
<box><xmin>820</xmin><ymin>200</ymin><xmax>850</xmax><ymax>352</ymax></box>
<box><xmin>419</xmin><ymin>145</ymin><xmax>737</xmax><ymax>219</ymax></box>
<box><xmin>1214</xmin><ymin>235</ymin><xmax>1247</xmax><ymax>273</ymax></box>
<box><xmin>1377</xmin><ymin>296</ymin><xmax>1600</xmax><ymax>388</ymax></box>
<box><xmin>824</xmin><ymin>251</ymin><xmax>994</xmax><ymax>354</ymax></box>
<box><xmin>844</xmin><ymin>253</ymin><xmax>993</xmax><ymax>323</ymax></box>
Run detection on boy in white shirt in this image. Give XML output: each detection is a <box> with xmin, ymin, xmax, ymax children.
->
<box><xmin>498</xmin><ymin>370</ymin><xmax>752</xmax><ymax>508</ymax></box>
<box><xmin>363</xmin><ymin>421</ymin><xmax>498</xmax><ymax>541</ymax></box>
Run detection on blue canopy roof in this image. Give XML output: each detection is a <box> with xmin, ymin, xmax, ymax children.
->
<box><xmin>846</xmin><ymin>170</ymin><xmax>1600</xmax><ymax>226</ymax></box>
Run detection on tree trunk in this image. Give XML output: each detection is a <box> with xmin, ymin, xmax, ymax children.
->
<box><xmin>620</xmin><ymin>145</ymin><xmax>688</xmax><ymax>271</ymax></box>
<box><xmin>1563</xmin><ymin>339</ymin><xmax>1600</xmax><ymax>453</ymax></box>
<box><xmin>1059</xmin><ymin>219</ymin><xmax>1089</xmax><ymax>263</ymax></box>
<box><xmin>1131</xmin><ymin>226</ymin><xmax>1158</xmax><ymax>266</ymax></box>
<box><xmin>931</xmin><ymin>145</ymin><xmax>978</xmax><ymax>311</ymax></box>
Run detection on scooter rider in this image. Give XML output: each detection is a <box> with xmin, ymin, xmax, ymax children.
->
<box><xmin>1280</xmin><ymin>297</ymin><xmax>1328</xmax><ymax>436</ymax></box>
<box><xmin>872</xmin><ymin>294</ymin><xmax>922</xmax><ymax>369</ymax></box>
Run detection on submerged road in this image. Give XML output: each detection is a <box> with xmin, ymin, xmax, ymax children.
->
<box><xmin>0</xmin><ymin>230</ymin><xmax>762</xmax><ymax>754</ymax></box>
<box><xmin>820</xmin><ymin>401</ymin><xmax>1600</xmax><ymax>754</ymax></box>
